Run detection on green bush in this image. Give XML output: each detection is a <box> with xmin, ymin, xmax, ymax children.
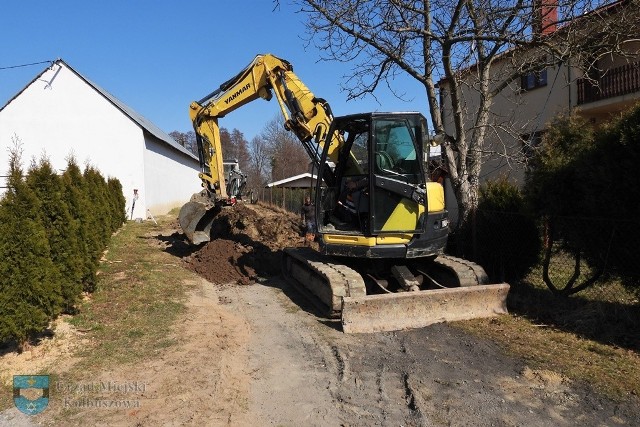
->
<box><xmin>525</xmin><ymin>106</ymin><xmax>640</xmax><ymax>293</ymax></box>
<box><xmin>62</xmin><ymin>159</ymin><xmax>102</xmax><ymax>292</ymax></box>
<box><xmin>578</xmin><ymin>105</ymin><xmax>640</xmax><ymax>290</ymax></box>
<box><xmin>26</xmin><ymin>157</ymin><xmax>84</xmax><ymax>313</ymax></box>
<box><xmin>83</xmin><ymin>166</ymin><xmax>111</xmax><ymax>249</ymax></box>
<box><xmin>0</xmin><ymin>151</ymin><xmax>128</xmax><ymax>346</ymax></box>
<box><xmin>107</xmin><ymin>177</ymin><xmax>127</xmax><ymax>231</ymax></box>
<box><xmin>0</xmin><ymin>152</ymin><xmax>62</xmax><ymax>346</ymax></box>
<box><xmin>524</xmin><ymin>113</ymin><xmax>595</xmax><ymax>218</ymax></box>
<box><xmin>476</xmin><ymin>178</ymin><xmax>540</xmax><ymax>282</ymax></box>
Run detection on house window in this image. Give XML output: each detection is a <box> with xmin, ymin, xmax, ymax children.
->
<box><xmin>520</xmin><ymin>69</ymin><xmax>548</xmax><ymax>91</ymax></box>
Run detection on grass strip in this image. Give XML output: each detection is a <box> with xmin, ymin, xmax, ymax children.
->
<box><xmin>457</xmin><ymin>313</ymin><xmax>639</xmax><ymax>400</ymax></box>
<box><xmin>68</xmin><ymin>218</ymin><xmax>192</xmax><ymax>368</ymax></box>
<box><xmin>0</xmin><ymin>215</ymin><xmax>195</xmax><ymax>412</ymax></box>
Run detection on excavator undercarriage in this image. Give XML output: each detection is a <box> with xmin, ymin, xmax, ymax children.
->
<box><xmin>282</xmin><ymin>248</ymin><xmax>509</xmax><ymax>333</ymax></box>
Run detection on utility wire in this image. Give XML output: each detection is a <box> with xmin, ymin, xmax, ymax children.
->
<box><xmin>0</xmin><ymin>60</ymin><xmax>54</xmax><ymax>71</ymax></box>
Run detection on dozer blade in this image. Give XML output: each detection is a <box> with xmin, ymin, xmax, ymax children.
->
<box><xmin>341</xmin><ymin>283</ymin><xmax>510</xmax><ymax>334</ymax></box>
<box><xmin>178</xmin><ymin>201</ymin><xmax>219</xmax><ymax>245</ymax></box>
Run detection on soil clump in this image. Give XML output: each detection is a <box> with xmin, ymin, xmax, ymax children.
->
<box><xmin>182</xmin><ymin>203</ymin><xmax>308</xmax><ymax>285</ymax></box>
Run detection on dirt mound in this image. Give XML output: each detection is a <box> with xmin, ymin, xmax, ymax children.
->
<box><xmin>183</xmin><ymin>203</ymin><xmax>307</xmax><ymax>285</ymax></box>
<box><xmin>208</xmin><ymin>203</ymin><xmax>302</xmax><ymax>248</ymax></box>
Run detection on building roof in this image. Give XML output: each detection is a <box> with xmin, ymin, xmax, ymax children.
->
<box><xmin>436</xmin><ymin>0</ymin><xmax>633</xmax><ymax>86</ymax></box>
<box><xmin>266</xmin><ymin>173</ymin><xmax>318</xmax><ymax>188</ymax></box>
<box><xmin>0</xmin><ymin>59</ymin><xmax>197</xmax><ymax>161</ymax></box>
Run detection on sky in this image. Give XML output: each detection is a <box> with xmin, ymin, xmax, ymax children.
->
<box><xmin>0</xmin><ymin>1</ymin><xmax>429</xmax><ymax>144</ymax></box>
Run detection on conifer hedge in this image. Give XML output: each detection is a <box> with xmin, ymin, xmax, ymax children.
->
<box><xmin>0</xmin><ymin>153</ymin><xmax>126</xmax><ymax>347</ymax></box>
<box><xmin>525</xmin><ymin>104</ymin><xmax>640</xmax><ymax>294</ymax></box>
<box><xmin>476</xmin><ymin>178</ymin><xmax>540</xmax><ymax>282</ymax></box>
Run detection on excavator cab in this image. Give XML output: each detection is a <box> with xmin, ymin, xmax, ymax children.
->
<box><xmin>315</xmin><ymin>112</ymin><xmax>449</xmax><ymax>260</ymax></box>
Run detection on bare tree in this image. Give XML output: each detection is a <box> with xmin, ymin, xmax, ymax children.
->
<box><xmin>216</xmin><ymin>127</ymin><xmax>251</xmax><ymax>167</ymax></box>
<box><xmin>230</xmin><ymin>129</ymin><xmax>252</xmax><ymax>169</ymax></box>
<box><xmin>248</xmin><ymin>135</ymin><xmax>270</xmax><ymax>189</ymax></box>
<box><xmin>168</xmin><ymin>130</ymin><xmax>197</xmax><ymax>156</ymax></box>
<box><xmin>288</xmin><ymin>0</ymin><xmax>640</xmax><ymax>227</ymax></box>
<box><xmin>169</xmin><ymin>130</ymin><xmax>188</xmax><ymax>148</ymax></box>
<box><xmin>185</xmin><ymin>131</ymin><xmax>197</xmax><ymax>155</ymax></box>
<box><xmin>261</xmin><ymin>115</ymin><xmax>310</xmax><ymax>181</ymax></box>
<box><xmin>219</xmin><ymin>127</ymin><xmax>233</xmax><ymax>161</ymax></box>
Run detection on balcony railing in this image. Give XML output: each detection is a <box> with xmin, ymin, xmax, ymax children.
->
<box><xmin>577</xmin><ymin>61</ymin><xmax>640</xmax><ymax>105</ymax></box>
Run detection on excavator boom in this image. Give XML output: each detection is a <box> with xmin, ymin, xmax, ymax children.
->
<box><xmin>180</xmin><ymin>54</ymin><xmax>343</xmax><ymax>242</ymax></box>
<box><xmin>188</xmin><ymin>54</ymin><xmax>341</xmax><ymax>195</ymax></box>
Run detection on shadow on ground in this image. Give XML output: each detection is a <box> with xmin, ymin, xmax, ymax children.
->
<box><xmin>508</xmin><ymin>281</ymin><xmax>639</xmax><ymax>352</ymax></box>
<box><xmin>0</xmin><ymin>328</ymin><xmax>55</xmax><ymax>357</ymax></box>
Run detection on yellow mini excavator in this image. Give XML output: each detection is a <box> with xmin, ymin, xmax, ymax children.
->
<box><xmin>179</xmin><ymin>54</ymin><xmax>509</xmax><ymax>333</ymax></box>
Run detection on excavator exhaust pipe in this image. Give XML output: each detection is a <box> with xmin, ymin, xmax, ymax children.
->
<box><xmin>341</xmin><ymin>283</ymin><xmax>510</xmax><ymax>334</ymax></box>
<box><xmin>178</xmin><ymin>201</ymin><xmax>220</xmax><ymax>245</ymax></box>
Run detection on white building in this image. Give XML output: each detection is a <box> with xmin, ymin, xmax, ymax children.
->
<box><xmin>0</xmin><ymin>59</ymin><xmax>201</xmax><ymax>218</ymax></box>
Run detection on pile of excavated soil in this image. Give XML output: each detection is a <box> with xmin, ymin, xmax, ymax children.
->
<box><xmin>183</xmin><ymin>203</ymin><xmax>309</xmax><ymax>285</ymax></box>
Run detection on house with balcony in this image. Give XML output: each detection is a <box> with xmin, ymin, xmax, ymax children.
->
<box><xmin>438</xmin><ymin>0</ymin><xmax>640</xmax><ymax>184</ymax></box>
<box><xmin>576</xmin><ymin>56</ymin><xmax>640</xmax><ymax>121</ymax></box>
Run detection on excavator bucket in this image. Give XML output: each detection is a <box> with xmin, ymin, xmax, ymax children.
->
<box><xmin>178</xmin><ymin>201</ymin><xmax>219</xmax><ymax>245</ymax></box>
<box><xmin>340</xmin><ymin>283</ymin><xmax>510</xmax><ymax>334</ymax></box>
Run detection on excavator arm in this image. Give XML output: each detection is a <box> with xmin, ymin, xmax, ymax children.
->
<box><xmin>189</xmin><ymin>54</ymin><xmax>343</xmax><ymax>200</ymax></box>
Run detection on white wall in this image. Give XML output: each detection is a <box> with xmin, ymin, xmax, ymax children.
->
<box><xmin>143</xmin><ymin>135</ymin><xmax>201</xmax><ymax>215</ymax></box>
<box><xmin>0</xmin><ymin>63</ymin><xmax>146</xmax><ymax>214</ymax></box>
<box><xmin>0</xmin><ymin>61</ymin><xmax>201</xmax><ymax>218</ymax></box>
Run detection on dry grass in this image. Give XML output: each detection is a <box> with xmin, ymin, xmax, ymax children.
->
<box><xmin>456</xmin><ymin>243</ymin><xmax>639</xmax><ymax>401</ymax></box>
<box><xmin>456</xmin><ymin>281</ymin><xmax>639</xmax><ymax>401</ymax></box>
<box><xmin>67</xmin><ymin>219</ymin><xmax>192</xmax><ymax>368</ymax></box>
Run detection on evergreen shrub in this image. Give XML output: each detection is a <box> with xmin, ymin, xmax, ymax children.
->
<box><xmin>476</xmin><ymin>178</ymin><xmax>540</xmax><ymax>282</ymax></box>
<box><xmin>0</xmin><ymin>152</ymin><xmax>127</xmax><ymax>346</ymax></box>
<box><xmin>0</xmin><ymin>152</ymin><xmax>62</xmax><ymax>346</ymax></box>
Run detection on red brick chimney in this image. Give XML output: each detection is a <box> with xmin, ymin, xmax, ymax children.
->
<box><xmin>534</xmin><ymin>0</ymin><xmax>558</xmax><ymax>36</ymax></box>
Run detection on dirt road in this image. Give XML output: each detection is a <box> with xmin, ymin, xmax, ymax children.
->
<box><xmin>2</xmin><ymin>203</ymin><xmax>638</xmax><ymax>426</ymax></box>
<box><xmin>3</xmin><ymin>276</ymin><xmax>637</xmax><ymax>426</ymax></box>
<box><xmin>174</xmin><ymin>203</ymin><xmax>640</xmax><ymax>426</ymax></box>
<box><xmin>210</xmin><ymin>278</ymin><xmax>639</xmax><ymax>427</ymax></box>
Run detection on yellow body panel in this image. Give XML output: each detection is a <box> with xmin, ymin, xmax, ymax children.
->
<box><xmin>381</xmin><ymin>199</ymin><xmax>422</xmax><ymax>231</ymax></box>
<box><xmin>376</xmin><ymin>234</ymin><xmax>413</xmax><ymax>244</ymax></box>
<box><xmin>426</xmin><ymin>182</ymin><xmax>445</xmax><ymax>212</ymax></box>
<box><xmin>323</xmin><ymin>233</ymin><xmax>414</xmax><ymax>247</ymax></box>
<box><xmin>377</xmin><ymin>183</ymin><xmax>443</xmax><ymax>232</ymax></box>
<box><xmin>323</xmin><ymin>234</ymin><xmax>376</xmax><ymax>246</ymax></box>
